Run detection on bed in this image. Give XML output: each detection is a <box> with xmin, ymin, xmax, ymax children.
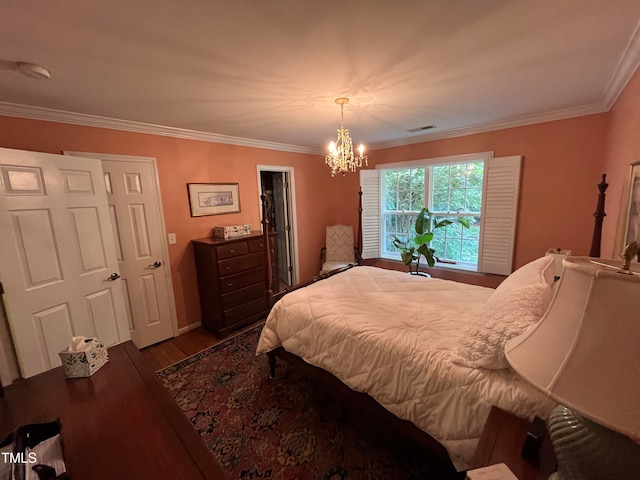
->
<box><xmin>257</xmin><ymin>262</ymin><xmax>557</xmax><ymax>470</ymax></box>
<box><xmin>253</xmin><ymin>184</ymin><xmax>602</xmax><ymax>471</ymax></box>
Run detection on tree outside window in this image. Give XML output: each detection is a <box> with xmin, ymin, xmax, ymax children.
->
<box><xmin>382</xmin><ymin>161</ymin><xmax>484</xmax><ymax>268</ymax></box>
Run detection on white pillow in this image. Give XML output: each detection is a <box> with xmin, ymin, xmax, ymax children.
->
<box><xmin>452</xmin><ymin>282</ymin><xmax>552</xmax><ymax>369</ymax></box>
<box><xmin>490</xmin><ymin>255</ymin><xmax>555</xmax><ymax>302</ymax></box>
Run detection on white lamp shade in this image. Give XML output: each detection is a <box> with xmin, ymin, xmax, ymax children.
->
<box><xmin>505</xmin><ymin>257</ymin><xmax>640</xmax><ymax>439</ymax></box>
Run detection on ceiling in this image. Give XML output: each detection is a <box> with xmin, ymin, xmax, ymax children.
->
<box><xmin>2</xmin><ymin>1</ymin><xmax>640</xmax><ymax>153</ymax></box>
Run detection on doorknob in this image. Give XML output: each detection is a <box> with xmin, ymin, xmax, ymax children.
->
<box><xmin>148</xmin><ymin>261</ymin><xmax>162</xmax><ymax>268</ymax></box>
<box><xmin>108</xmin><ymin>273</ymin><xmax>121</xmax><ymax>281</ymax></box>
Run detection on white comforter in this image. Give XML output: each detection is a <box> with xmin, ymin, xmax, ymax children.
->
<box><xmin>256</xmin><ymin>266</ymin><xmax>553</xmax><ymax>470</ymax></box>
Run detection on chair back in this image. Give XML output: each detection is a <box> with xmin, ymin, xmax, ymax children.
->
<box><xmin>325</xmin><ymin>225</ymin><xmax>354</xmax><ymax>261</ymax></box>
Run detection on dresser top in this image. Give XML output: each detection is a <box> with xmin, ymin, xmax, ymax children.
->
<box><xmin>192</xmin><ymin>231</ymin><xmax>274</xmax><ymax>245</ymax></box>
<box><xmin>0</xmin><ymin>341</ymin><xmax>226</xmax><ymax>479</ymax></box>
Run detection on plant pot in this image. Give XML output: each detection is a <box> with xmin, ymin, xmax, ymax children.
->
<box><xmin>409</xmin><ymin>271</ymin><xmax>431</xmax><ymax>278</ymax></box>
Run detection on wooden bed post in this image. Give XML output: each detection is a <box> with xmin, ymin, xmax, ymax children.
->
<box><xmin>261</xmin><ymin>194</ymin><xmax>274</xmax><ymax>308</ymax></box>
<box><xmin>589</xmin><ymin>174</ymin><xmax>608</xmax><ymax>258</ymax></box>
<box><xmin>267</xmin><ymin>351</ymin><xmax>276</xmax><ymax>379</ymax></box>
<box><xmin>263</xmin><ymin>188</ymin><xmax>364</xmax><ymax>379</ymax></box>
<box><xmin>357</xmin><ymin>187</ymin><xmax>363</xmax><ymax>265</ymax></box>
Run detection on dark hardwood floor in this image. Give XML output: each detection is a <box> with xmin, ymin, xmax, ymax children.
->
<box><xmin>142</xmin><ymin>278</ymin><xmax>288</xmax><ymax>371</ymax></box>
<box><xmin>140</xmin><ymin>319</ymin><xmax>264</xmax><ymax>371</ymax></box>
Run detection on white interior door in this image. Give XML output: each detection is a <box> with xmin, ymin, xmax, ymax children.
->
<box><xmin>65</xmin><ymin>152</ymin><xmax>176</xmax><ymax>348</ymax></box>
<box><xmin>101</xmin><ymin>159</ymin><xmax>174</xmax><ymax>347</ymax></box>
<box><xmin>0</xmin><ymin>147</ymin><xmax>130</xmax><ymax>378</ymax></box>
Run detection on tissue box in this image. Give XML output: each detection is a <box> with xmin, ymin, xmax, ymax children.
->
<box><xmin>213</xmin><ymin>224</ymin><xmax>251</xmax><ymax>239</ymax></box>
<box><xmin>59</xmin><ymin>337</ymin><xmax>108</xmax><ymax>378</ymax></box>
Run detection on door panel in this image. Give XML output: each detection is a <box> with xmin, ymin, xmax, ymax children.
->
<box><xmin>11</xmin><ymin>209</ymin><xmax>62</xmax><ymax>288</ymax></box>
<box><xmin>33</xmin><ymin>303</ymin><xmax>74</xmax><ymax>370</ymax></box>
<box><xmin>69</xmin><ymin>207</ymin><xmax>108</xmax><ymax>273</ymax></box>
<box><xmin>0</xmin><ymin>147</ymin><xmax>130</xmax><ymax>378</ymax></box>
<box><xmin>101</xmin><ymin>159</ymin><xmax>174</xmax><ymax>347</ymax></box>
<box><xmin>85</xmin><ymin>288</ymin><xmax>120</xmax><ymax>346</ymax></box>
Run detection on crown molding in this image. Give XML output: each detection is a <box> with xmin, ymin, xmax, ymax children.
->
<box><xmin>0</xmin><ymin>102</ymin><xmax>321</xmax><ymax>155</ymax></box>
<box><xmin>0</xmin><ymin>99</ymin><xmax>614</xmax><ymax>155</ymax></box>
<box><xmin>369</xmin><ymin>102</ymin><xmax>608</xmax><ymax>150</ymax></box>
<box><xmin>602</xmin><ymin>19</ymin><xmax>640</xmax><ymax>109</ymax></box>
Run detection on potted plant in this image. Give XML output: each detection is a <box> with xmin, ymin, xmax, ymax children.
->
<box><xmin>392</xmin><ymin>207</ymin><xmax>470</xmax><ymax>275</ymax></box>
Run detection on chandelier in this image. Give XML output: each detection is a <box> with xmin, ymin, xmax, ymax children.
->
<box><xmin>325</xmin><ymin>97</ymin><xmax>367</xmax><ymax>176</ymax></box>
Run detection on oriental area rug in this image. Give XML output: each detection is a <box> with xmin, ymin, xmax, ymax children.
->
<box><xmin>157</xmin><ymin>325</ymin><xmax>464</xmax><ymax>480</ymax></box>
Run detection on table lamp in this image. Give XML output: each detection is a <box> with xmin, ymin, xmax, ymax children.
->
<box><xmin>505</xmin><ymin>256</ymin><xmax>640</xmax><ymax>480</ymax></box>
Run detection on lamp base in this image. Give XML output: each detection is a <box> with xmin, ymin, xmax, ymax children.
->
<box><xmin>548</xmin><ymin>405</ymin><xmax>640</xmax><ymax>480</ymax></box>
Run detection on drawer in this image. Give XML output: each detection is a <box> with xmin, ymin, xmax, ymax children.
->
<box><xmin>223</xmin><ymin>297</ymin><xmax>266</xmax><ymax>326</ymax></box>
<box><xmin>217</xmin><ymin>252</ymin><xmax>263</xmax><ymax>276</ymax></box>
<box><xmin>221</xmin><ymin>283</ymin><xmax>264</xmax><ymax>309</ymax></box>
<box><xmin>216</xmin><ymin>242</ymin><xmax>248</xmax><ymax>260</ymax></box>
<box><xmin>248</xmin><ymin>236</ymin><xmax>277</xmax><ymax>252</ymax></box>
<box><xmin>248</xmin><ymin>237</ymin><xmax>267</xmax><ymax>253</ymax></box>
<box><xmin>219</xmin><ymin>268</ymin><xmax>265</xmax><ymax>294</ymax></box>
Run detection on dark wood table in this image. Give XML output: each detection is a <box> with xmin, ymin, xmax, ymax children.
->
<box><xmin>0</xmin><ymin>341</ymin><xmax>226</xmax><ymax>479</ymax></box>
<box><xmin>470</xmin><ymin>406</ymin><xmax>557</xmax><ymax>479</ymax></box>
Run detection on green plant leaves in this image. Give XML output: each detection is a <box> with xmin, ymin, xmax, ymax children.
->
<box><xmin>414</xmin><ymin>232</ymin><xmax>434</xmax><ymax>245</ymax></box>
<box><xmin>414</xmin><ymin>208</ymin><xmax>427</xmax><ymax>234</ymax></box>
<box><xmin>417</xmin><ymin>243</ymin><xmax>437</xmax><ymax>267</ymax></box>
<box><xmin>395</xmin><ymin>207</ymin><xmax>470</xmax><ymax>271</ymax></box>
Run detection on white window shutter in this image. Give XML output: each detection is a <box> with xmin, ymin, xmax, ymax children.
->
<box><xmin>359</xmin><ymin>169</ymin><xmax>380</xmax><ymax>259</ymax></box>
<box><xmin>477</xmin><ymin>155</ymin><xmax>522</xmax><ymax>275</ymax></box>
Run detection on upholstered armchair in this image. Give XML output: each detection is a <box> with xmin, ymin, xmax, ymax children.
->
<box><xmin>320</xmin><ymin>224</ymin><xmax>358</xmax><ymax>274</ymax></box>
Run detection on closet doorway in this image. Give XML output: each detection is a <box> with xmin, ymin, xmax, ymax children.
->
<box><xmin>257</xmin><ymin>166</ymin><xmax>298</xmax><ymax>288</ymax></box>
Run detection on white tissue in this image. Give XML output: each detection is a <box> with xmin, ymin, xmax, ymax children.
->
<box><xmin>68</xmin><ymin>336</ymin><xmax>92</xmax><ymax>352</ymax></box>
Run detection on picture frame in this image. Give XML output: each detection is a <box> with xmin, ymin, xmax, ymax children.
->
<box><xmin>621</xmin><ymin>161</ymin><xmax>640</xmax><ymax>257</ymax></box>
<box><xmin>187</xmin><ymin>183</ymin><xmax>241</xmax><ymax>217</ymax></box>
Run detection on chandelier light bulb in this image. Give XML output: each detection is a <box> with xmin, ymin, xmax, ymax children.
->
<box><xmin>325</xmin><ymin>97</ymin><xmax>368</xmax><ymax>177</ymax></box>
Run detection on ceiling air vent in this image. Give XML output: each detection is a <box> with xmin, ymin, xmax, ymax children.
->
<box><xmin>406</xmin><ymin>124</ymin><xmax>436</xmax><ymax>133</ymax></box>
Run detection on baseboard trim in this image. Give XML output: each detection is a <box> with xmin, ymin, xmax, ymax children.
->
<box><xmin>178</xmin><ymin>322</ymin><xmax>202</xmax><ymax>335</ymax></box>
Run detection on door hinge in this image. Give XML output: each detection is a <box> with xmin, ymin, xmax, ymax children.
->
<box><xmin>283</xmin><ymin>181</ymin><xmax>288</xmax><ymax>189</ymax></box>
<box><xmin>285</xmin><ymin>225</ymin><xmax>290</xmax><ymax>231</ymax></box>
<box><xmin>288</xmin><ymin>266</ymin><xmax>293</xmax><ymax>272</ymax></box>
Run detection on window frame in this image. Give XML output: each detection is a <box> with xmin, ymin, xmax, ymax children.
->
<box><xmin>377</xmin><ymin>152</ymin><xmax>493</xmax><ymax>272</ymax></box>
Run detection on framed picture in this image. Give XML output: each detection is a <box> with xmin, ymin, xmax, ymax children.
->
<box><xmin>187</xmin><ymin>183</ymin><xmax>241</xmax><ymax>217</ymax></box>
<box><xmin>622</xmin><ymin>161</ymin><xmax>640</xmax><ymax>254</ymax></box>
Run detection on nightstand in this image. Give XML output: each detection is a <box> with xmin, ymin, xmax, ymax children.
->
<box><xmin>470</xmin><ymin>406</ymin><xmax>557</xmax><ymax>480</ymax></box>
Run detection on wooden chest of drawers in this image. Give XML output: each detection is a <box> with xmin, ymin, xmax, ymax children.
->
<box><xmin>192</xmin><ymin>232</ymin><xmax>278</xmax><ymax>336</ymax></box>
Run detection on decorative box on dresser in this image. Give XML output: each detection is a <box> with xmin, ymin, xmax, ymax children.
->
<box><xmin>192</xmin><ymin>231</ymin><xmax>278</xmax><ymax>336</ymax></box>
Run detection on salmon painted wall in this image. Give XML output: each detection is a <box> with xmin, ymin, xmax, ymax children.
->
<box><xmin>601</xmin><ymin>66</ymin><xmax>640</xmax><ymax>258</ymax></box>
<box><xmin>366</xmin><ymin>114</ymin><xmax>609</xmax><ymax>272</ymax></box>
<box><xmin>0</xmin><ymin>116</ymin><xmax>358</xmax><ymax>329</ymax></box>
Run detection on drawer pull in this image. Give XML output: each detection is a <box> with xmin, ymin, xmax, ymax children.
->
<box><xmin>224</xmin><ymin>266</ymin><xmax>232</xmax><ymax>270</ymax></box>
<box><xmin>229</xmin><ymin>249</ymin><xmax>235</xmax><ymax>253</ymax></box>
<box><xmin>226</xmin><ymin>282</ymin><xmax>233</xmax><ymax>287</ymax></box>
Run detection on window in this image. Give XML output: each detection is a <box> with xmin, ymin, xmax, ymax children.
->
<box><xmin>382</xmin><ymin>160</ymin><xmax>484</xmax><ymax>269</ymax></box>
<box><xmin>360</xmin><ymin>153</ymin><xmax>522</xmax><ymax>275</ymax></box>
